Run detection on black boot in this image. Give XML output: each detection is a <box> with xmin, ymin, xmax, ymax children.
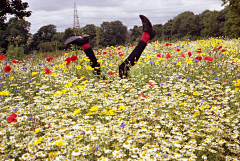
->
<box><xmin>65</xmin><ymin>34</ymin><xmax>101</xmax><ymax>76</ymax></box>
<box><xmin>64</xmin><ymin>34</ymin><xmax>90</xmax><ymax>46</ymax></box>
<box><xmin>139</xmin><ymin>15</ymin><xmax>156</xmax><ymax>40</ymax></box>
<box><xmin>119</xmin><ymin>15</ymin><xmax>156</xmax><ymax>79</ymax></box>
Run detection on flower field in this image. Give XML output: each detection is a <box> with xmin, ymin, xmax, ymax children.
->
<box><xmin>0</xmin><ymin>38</ymin><xmax>240</xmax><ymax>161</ymax></box>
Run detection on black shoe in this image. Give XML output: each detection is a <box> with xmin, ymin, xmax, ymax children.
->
<box><xmin>139</xmin><ymin>15</ymin><xmax>156</xmax><ymax>40</ymax></box>
<box><xmin>64</xmin><ymin>34</ymin><xmax>90</xmax><ymax>46</ymax></box>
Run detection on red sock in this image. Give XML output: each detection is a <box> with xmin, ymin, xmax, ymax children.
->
<box><xmin>141</xmin><ymin>32</ymin><xmax>150</xmax><ymax>43</ymax></box>
<box><xmin>81</xmin><ymin>43</ymin><xmax>90</xmax><ymax>50</ymax></box>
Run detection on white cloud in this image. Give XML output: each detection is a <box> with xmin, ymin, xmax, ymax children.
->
<box><xmin>24</xmin><ymin>0</ymin><xmax>225</xmax><ymax>34</ymax></box>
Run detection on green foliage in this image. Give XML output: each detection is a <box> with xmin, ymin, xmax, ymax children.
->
<box><xmin>82</xmin><ymin>24</ymin><xmax>97</xmax><ymax>46</ymax></box>
<box><xmin>224</xmin><ymin>9</ymin><xmax>240</xmax><ymax>38</ymax></box>
<box><xmin>100</xmin><ymin>21</ymin><xmax>127</xmax><ymax>47</ymax></box>
<box><xmin>37</xmin><ymin>42</ymin><xmax>54</xmax><ymax>52</ymax></box>
<box><xmin>0</xmin><ymin>17</ymin><xmax>31</xmax><ymax>54</ymax></box>
<box><xmin>6</xmin><ymin>44</ymin><xmax>24</xmax><ymax>60</ymax></box>
<box><xmin>51</xmin><ymin>32</ymin><xmax>65</xmax><ymax>50</ymax></box>
<box><xmin>30</xmin><ymin>25</ymin><xmax>57</xmax><ymax>50</ymax></box>
<box><xmin>162</xmin><ymin>19</ymin><xmax>173</xmax><ymax>40</ymax></box>
<box><xmin>221</xmin><ymin>0</ymin><xmax>240</xmax><ymax>38</ymax></box>
<box><xmin>95</xmin><ymin>27</ymin><xmax>100</xmax><ymax>50</ymax></box>
<box><xmin>0</xmin><ymin>0</ymin><xmax>31</xmax><ymax>30</ymax></box>
<box><xmin>130</xmin><ymin>25</ymin><xmax>142</xmax><ymax>43</ymax></box>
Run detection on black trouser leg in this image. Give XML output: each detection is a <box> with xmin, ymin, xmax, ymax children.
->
<box><xmin>84</xmin><ymin>47</ymin><xmax>100</xmax><ymax>75</ymax></box>
<box><xmin>119</xmin><ymin>40</ymin><xmax>147</xmax><ymax>78</ymax></box>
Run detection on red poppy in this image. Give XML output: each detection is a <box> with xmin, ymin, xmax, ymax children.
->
<box><xmin>217</xmin><ymin>46</ymin><xmax>222</xmax><ymax>50</ymax></box>
<box><xmin>165</xmin><ymin>43</ymin><xmax>170</xmax><ymax>46</ymax></box>
<box><xmin>118</xmin><ymin>52</ymin><xmax>123</xmax><ymax>57</ymax></box>
<box><xmin>17</xmin><ymin>61</ymin><xmax>20</xmax><ymax>64</ymax></box>
<box><xmin>222</xmin><ymin>49</ymin><xmax>227</xmax><ymax>52</ymax></box>
<box><xmin>181</xmin><ymin>54</ymin><xmax>185</xmax><ymax>58</ymax></box>
<box><xmin>7</xmin><ymin>113</ymin><xmax>17</xmax><ymax>123</ymax></box>
<box><xmin>141</xmin><ymin>93</ymin><xmax>148</xmax><ymax>98</ymax></box>
<box><xmin>4</xmin><ymin>65</ymin><xmax>11</xmax><ymax>73</ymax></box>
<box><xmin>195</xmin><ymin>56</ymin><xmax>202</xmax><ymax>61</ymax></box>
<box><xmin>12</xmin><ymin>60</ymin><xmax>16</xmax><ymax>64</ymax></box>
<box><xmin>44</xmin><ymin>68</ymin><xmax>52</xmax><ymax>74</ymax></box>
<box><xmin>157</xmin><ymin>54</ymin><xmax>161</xmax><ymax>58</ymax></box>
<box><xmin>176</xmin><ymin>49</ymin><xmax>180</xmax><ymax>52</ymax></box>
<box><xmin>103</xmin><ymin>52</ymin><xmax>107</xmax><ymax>55</ymax></box>
<box><xmin>118</xmin><ymin>48</ymin><xmax>120</xmax><ymax>50</ymax></box>
<box><xmin>188</xmin><ymin>52</ymin><xmax>192</xmax><ymax>57</ymax></box>
<box><xmin>108</xmin><ymin>71</ymin><xmax>114</xmax><ymax>75</ymax></box>
<box><xmin>166</xmin><ymin>53</ymin><xmax>171</xmax><ymax>59</ymax></box>
<box><xmin>46</xmin><ymin>56</ymin><xmax>54</xmax><ymax>62</ymax></box>
<box><xmin>204</xmin><ymin>56</ymin><xmax>213</xmax><ymax>62</ymax></box>
<box><xmin>71</xmin><ymin>55</ymin><xmax>77</xmax><ymax>62</ymax></box>
<box><xmin>197</xmin><ymin>48</ymin><xmax>201</xmax><ymax>53</ymax></box>
<box><xmin>65</xmin><ymin>57</ymin><xmax>71</xmax><ymax>65</ymax></box>
<box><xmin>148</xmin><ymin>82</ymin><xmax>153</xmax><ymax>87</ymax></box>
<box><xmin>0</xmin><ymin>54</ymin><xmax>5</xmax><ymax>60</ymax></box>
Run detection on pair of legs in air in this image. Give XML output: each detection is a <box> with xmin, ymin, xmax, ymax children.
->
<box><xmin>64</xmin><ymin>15</ymin><xmax>156</xmax><ymax>79</ymax></box>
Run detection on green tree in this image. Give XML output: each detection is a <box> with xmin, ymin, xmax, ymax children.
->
<box><xmin>171</xmin><ymin>11</ymin><xmax>197</xmax><ymax>39</ymax></box>
<box><xmin>221</xmin><ymin>0</ymin><xmax>240</xmax><ymax>38</ymax></box>
<box><xmin>30</xmin><ymin>24</ymin><xmax>57</xmax><ymax>50</ymax></box>
<box><xmin>82</xmin><ymin>24</ymin><xmax>97</xmax><ymax>46</ymax></box>
<box><xmin>111</xmin><ymin>20</ymin><xmax>127</xmax><ymax>45</ymax></box>
<box><xmin>100</xmin><ymin>22</ymin><xmax>115</xmax><ymax>46</ymax></box>
<box><xmin>37</xmin><ymin>42</ymin><xmax>54</xmax><ymax>52</ymax></box>
<box><xmin>0</xmin><ymin>17</ymin><xmax>31</xmax><ymax>53</ymax></box>
<box><xmin>63</xmin><ymin>28</ymin><xmax>75</xmax><ymax>42</ymax></box>
<box><xmin>51</xmin><ymin>32</ymin><xmax>65</xmax><ymax>50</ymax></box>
<box><xmin>216</xmin><ymin>7</ymin><xmax>228</xmax><ymax>36</ymax></box>
<box><xmin>199</xmin><ymin>10</ymin><xmax>227</xmax><ymax>38</ymax></box>
<box><xmin>99</xmin><ymin>21</ymin><xmax>127</xmax><ymax>47</ymax></box>
<box><xmin>162</xmin><ymin>19</ymin><xmax>173</xmax><ymax>40</ymax></box>
<box><xmin>0</xmin><ymin>0</ymin><xmax>31</xmax><ymax>29</ymax></box>
<box><xmin>152</xmin><ymin>24</ymin><xmax>163</xmax><ymax>41</ymax></box>
<box><xmin>130</xmin><ymin>25</ymin><xmax>142</xmax><ymax>43</ymax></box>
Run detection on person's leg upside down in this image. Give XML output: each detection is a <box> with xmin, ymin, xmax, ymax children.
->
<box><xmin>64</xmin><ymin>15</ymin><xmax>156</xmax><ymax>79</ymax></box>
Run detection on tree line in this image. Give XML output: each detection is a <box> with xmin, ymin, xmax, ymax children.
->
<box><xmin>0</xmin><ymin>0</ymin><xmax>239</xmax><ymax>56</ymax></box>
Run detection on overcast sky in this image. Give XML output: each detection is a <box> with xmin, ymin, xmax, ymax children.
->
<box><xmin>19</xmin><ymin>0</ymin><xmax>225</xmax><ymax>34</ymax></box>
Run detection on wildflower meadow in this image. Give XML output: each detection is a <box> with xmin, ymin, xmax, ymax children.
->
<box><xmin>0</xmin><ymin>38</ymin><xmax>240</xmax><ymax>161</ymax></box>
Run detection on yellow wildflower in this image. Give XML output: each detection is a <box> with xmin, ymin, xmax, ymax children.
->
<box><xmin>54</xmin><ymin>140</ymin><xmax>65</xmax><ymax>146</ymax></box>
<box><xmin>193</xmin><ymin>92</ymin><xmax>198</xmax><ymax>96</ymax></box>
<box><xmin>86</xmin><ymin>65</ymin><xmax>94</xmax><ymax>70</ymax></box>
<box><xmin>73</xmin><ymin>109</ymin><xmax>81</xmax><ymax>116</ymax></box>
<box><xmin>72</xmin><ymin>93</ymin><xmax>78</xmax><ymax>96</ymax></box>
<box><xmin>193</xmin><ymin>111</ymin><xmax>200</xmax><ymax>117</ymax></box>
<box><xmin>31</xmin><ymin>72</ymin><xmax>38</xmax><ymax>76</ymax></box>
<box><xmin>54</xmin><ymin>92</ymin><xmax>61</xmax><ymax>97</ymax></box>
<box><xmin>33</xmin><ymin>128</ymin><xmax>41</xmax><ymax>134</ymax></box>
<box><xmin>65</xmin><ymin>82</ymin><xmax>72</xmax><ymax>88</ymax></box>
<box><xmin>10</xmin><ymin>77</ymin><xmax>14</xmax><ymax>81</ymax></box>
<box><xmin>51</xmin><ymin>73</ymin><xmax>57</xmax><ymax>77</ymax></box>
<box><xmin>80</xmin><ymin>86</ymin><xmax>86</xmax><ymax>90</ymax></box>
<box><xmin>59</xmin><ymin>64</ymin><xmax>65</xmax><ymax>68</ymax></box>
<box><xmin>97</xmin><ymin>59</ymin><xmax>103</xmax><ymax>63</ymax></box>
<box><xmin>101</xmin><ymin>110</ymin><xmax>108</xmax><ymax>115</ymax></box>
<box><xmin>90</xmin><ymin>106</ymin><xmax>99</xmax><ymax>112</ymax></box>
